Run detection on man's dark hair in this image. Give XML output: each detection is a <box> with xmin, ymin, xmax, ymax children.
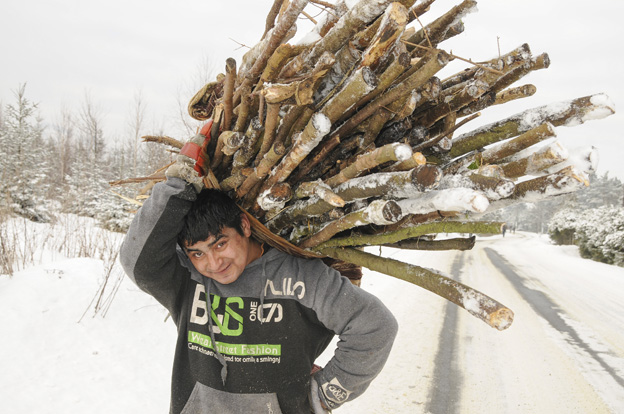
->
<box><xmin>178</xmin><ymin>189</ymin><xmax>245</xmax><ymax>247</ymax></box>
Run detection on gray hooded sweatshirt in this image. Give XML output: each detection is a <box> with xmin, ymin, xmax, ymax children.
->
<box><xmin>120</xmin><ymin>177</ymin><xmax>398</xmax><ymax>414</ymax></box>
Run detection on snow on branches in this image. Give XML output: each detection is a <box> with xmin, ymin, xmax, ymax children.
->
<box><xmin>117</xmin><ymin>0</ymin><xmax>616</xmax><ymax>330</ymax></box>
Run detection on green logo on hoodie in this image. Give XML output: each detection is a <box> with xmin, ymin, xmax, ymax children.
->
<box><xmin>190</xmin><ymin>284</ymin><xmax>243</xmax><ymax>336</ymax></box>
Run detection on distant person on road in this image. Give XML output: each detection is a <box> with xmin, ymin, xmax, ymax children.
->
<box><xmin>119</xmin><ymin>122</ymin><xmax>398</xmax><ymax>414</ymax></box>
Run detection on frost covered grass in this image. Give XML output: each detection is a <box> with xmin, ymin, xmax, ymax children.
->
<box><xmin>0</xmin><ymin>213</ymin><xmax>114</xmax><ymax>271</ymax></box>
<box><xmin>0</xmin><ymin>211</ymin><xmax>124</xmax><ymax>304</ymax></box>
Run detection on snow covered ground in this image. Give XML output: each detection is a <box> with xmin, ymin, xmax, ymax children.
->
<box><xmin>1</xmin><ymin>220</ymin><xmax>623</xmax><ymax>413</ymax></box>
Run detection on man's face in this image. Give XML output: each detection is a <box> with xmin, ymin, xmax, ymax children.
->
<box><xmin>183</xmin><ymin>214</ymin><xmax>256</xmax><ymax>284</ymax></box>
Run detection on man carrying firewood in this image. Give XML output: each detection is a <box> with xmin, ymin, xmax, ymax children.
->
<box><xmin>119</xmin><ymin>123</ymin><xmax>397</xmax><ymax>414</ymax></box>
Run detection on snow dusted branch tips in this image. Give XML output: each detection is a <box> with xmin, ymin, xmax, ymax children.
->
<box><xmin>119</xmin><ymin>0</ymin><xmax>616</xmax><ymax>331</ymax></box>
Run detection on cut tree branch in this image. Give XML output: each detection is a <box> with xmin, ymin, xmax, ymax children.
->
<box><xmin>314</xmin><ymin>220</ymin><xmax>504</xmax><ymax>249</ymax></box>
<box><xmin>298</xmin><ymin>199</ymin><xmax>402</xmax><ymax>249</ymax></box>
<box><xmin>316</xmin><ymin>247</ymin><xmax>513</xmax><ymax>330</ymax></box>
<box><xmin>385</xmin><ymin>235</ymin><xmax>475</xmax><ymax>251</ymax></box>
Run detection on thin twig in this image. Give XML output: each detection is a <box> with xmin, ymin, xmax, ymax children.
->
<box><xmin>109</xmin><ymin>189</ymin><xmax>145</xmax><ymax>206</ymax></box>
<box><xmin>308</xmin><ymin>0</ymin><xmax>339</xmax><ymax>20</ymax></box>
<box><xmin>413</xmin><ymin>112</ymin><xmax>481</xmax><ymax>151</ymax></box>
<box><xmin>414</xmin><ymin>15</ymin><xmax>433</xmax><ymax>48</ymax></box>
<box><xmin>301</xmin><ymin>10</ymin><xmax>318</xmax><ymax>24</ymax></box>
<box><xmin>229</xmin><ymin>37</ymin><xmax>252</xmax><ymax>50</ymax></box>
<box><xmin>381</xmin><ymin>105</ymin><xmax>400</xmax><ymax>115</ymax></box>
<box><xmin>402</xmin><ymin>40</ymin><xmax>505</xmax><ymax>75</ymax></box>
<box><xmin>309</xmin><ymin>0</ymin><xmax>336</xmax><ymax>9</ymax></box>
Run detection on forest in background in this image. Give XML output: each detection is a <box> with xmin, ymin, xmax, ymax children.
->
<box><xmin>0</xmin><ymin>83</ymin><xmax>181</xmax><ymax>231</ymax></box>
<box><xmin>0</xmin><ymin>83</ymin><xmax>622</xmax><ymax>268</ymax></box>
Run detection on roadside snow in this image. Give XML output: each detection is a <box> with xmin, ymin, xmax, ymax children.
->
<box><xmin>1</xmin><ymin>226</ymin><xmax>623</xmax><ymax>413</ymax></box>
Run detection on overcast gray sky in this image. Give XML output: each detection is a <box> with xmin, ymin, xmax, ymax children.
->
<box><xmin>2</xmin><ymin>0</ymin><xmax>623</xmax><ymax>179</ymax></box>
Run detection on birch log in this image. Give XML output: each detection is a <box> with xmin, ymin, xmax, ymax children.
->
<box><xmin>257</xmin><ymin>113</ymin><xmax>332</xmax><ymax>208</ymax></box>
<box><xmin>499</xmin><ymin>141</ymin><xmax>568</xmax><ymax>178</ymax></box>
<box><xmin>298</xmin><ymin>199</ymin><xmax>402</xmax><ymax>249</ymax></box>
<box><xmin>324</xmin><ymin>143</ymin><xmax>413</xmax><ymax>187</ymax></box>
<box><xmin>239</xmin><ymin>0</ymin><xmax>308</xmax><ymax>90</ymax></box>
<box><xmin>267</xmin><ymin>165</ymin><xmax>442</xmax><ymax>232</ymax></box>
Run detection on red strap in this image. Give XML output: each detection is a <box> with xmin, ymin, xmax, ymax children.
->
<box><xmin>199</xmin><ymin>118</ymin><xmax>214</xmax><ymax>138</ymax></box>
<box><xmin>180</xmin><ymin>119</ymin><xmax>214</xmax><ymax>176</ymax></box>
<box><xmin>194</xmin><ymin>156</ymin><xmax>207</xmax><ymax>175</ymax></box>
<box><xmin>180</xmin><ymin>142</ymin><xmax>202</xmax><ymax>161</ymax></box>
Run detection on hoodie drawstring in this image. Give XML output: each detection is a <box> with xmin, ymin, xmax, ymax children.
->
<box><xmin>201</xmin><ymin>277</ymin><xmax>228</xmax><ymax>385</ymax></box>
<box><xmin>259</xmin><ymin>258</ymin><xmax>267</xmax><ymax>324</ymax></box>
<box><xmin>198</xmin><ymin>243</ymin><xmax>266</xmax><ymax>385</ymax></box>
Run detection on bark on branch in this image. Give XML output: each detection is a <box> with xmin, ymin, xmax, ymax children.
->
<box><xmin>316</xmin><ymin>247</ymin><xmax>514</xmax><ymax>330</ymax></box>
<box><xmin>295</xmin><ymin>180</ymin><xmax>345</xmax><ymax>207</ymax></box>
<box><xmin>298</xmin><ymin>199</ymin><xmax>402</xmax><ymax>249</ymax></box>
<box><xmin>510</xmin><ymin>166</ymin><xmax>589</xmax><ymax>200</ymax></box>
<box><xmin>306</xmin><ymin>0</ymin><xmax>394</xmax><ymax>67</ymax></box>
<box><xmin>405</xmin><ymin>0</ymin><xmax>477</xmax><ymax>54</ymax></box>
<box><xmin>267</xmin><ymin>165</ymin><xmax>442</xmax><ymax>232</ymax></box>
<box><xmin>238</xmin><ymin>142</ymin><xmax>287</xmax><ymax>200</ymax></box>
<box><xmin>447</xmin><ymin>94</ymin><xmax>615</xmax><ymax>160</ymax></box>
<box><xmin>142</xmin><ymin>135</ymin><xmax>183</xmax><ymax>149</ymax></box>
<box><xmin>314</xmin><ymin>220</ymin><xmax>504</xmax><ymax>249</ymax></box>
<box><xmin>223</xmin><ymin>58</ymin><xmax>237</xmax><ymax>131</ymax></box>
<box><xmin>324</xmin><ymin>143</ymin><xmax>412</xmax><ymax>187</ymax></box>
<box><xmin>499</xmin><ymin>141</ymin><xmax>568</xmax><ymax>179</ymax></box>
<box><xmin>240</xmin><ymin>0</ymin><xmax>309</xmax><ymax>90</ymax></box>
<box><xmin>256</xmin><ymin>113</ymin><xmax>332</xmax><ymax>208</ymax></box>
<box><xmin>360</xmin><ymin>3</ymin><xmax>409</xmax><ymax>68</ymax></box>
<box><xmin>385</xmin><ymin>235</ymin><xmax>476</xmax><ymax>251</ymax></box>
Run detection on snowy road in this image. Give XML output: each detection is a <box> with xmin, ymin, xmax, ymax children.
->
<box><xmin>2</xmin><ymin>230</ymin><xmax>624</xmax><ymax>413</ymax></box>
<box><xmin>335</xmin><ymin>232</ymin><xmax>624</xmax><ymax>413</ymax></box>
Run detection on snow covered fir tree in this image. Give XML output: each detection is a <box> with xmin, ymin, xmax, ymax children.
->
<box><xmin>0</xmin><ymin>84</ymin><xmax>51</xmax><ymax>223</ymax></box>
<box><xmin>481</xmin><ymin>171</ymin><xmax>623</xmax><ymax>267</ymax></box>
<box><xmin>548</xmin><ymin>173</ymin><xmax>624</xmax><ymax>267</ymax></box>
<box><xmin>0</xmin><ymin>84</ymin><xmax>168</xmax><ymax>233</ymax></box>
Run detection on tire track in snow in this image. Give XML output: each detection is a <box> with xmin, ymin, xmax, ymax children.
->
<box><xmin>484</xmin><ymin>247</ymin><xmax>624</xmax><ymax>401</ymax></box>
<box><xmin>426</xmin><ymin>252</ymin><xmax>464</xmax><ymax>414</ymax></box>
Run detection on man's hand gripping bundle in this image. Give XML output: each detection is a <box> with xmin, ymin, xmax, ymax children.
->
<box><xmin>166</xmin><ymin>120</ymin><xmax>214</xmax><ymax>192</ymax></box>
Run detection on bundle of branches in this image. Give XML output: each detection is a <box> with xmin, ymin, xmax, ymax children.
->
<box><xmin>115</xmin><ymin>0</ymin><xmax>615</xmax><ymax>331</ymax></box>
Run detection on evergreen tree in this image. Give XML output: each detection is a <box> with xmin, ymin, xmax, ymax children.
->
<box><xmin>492</xmin><ymin>172</ymin><xmax>623</xmax><ymax>233</ymax></box>
<box><xmin>547</xmin><ymin>173</ymin><xmax>624</xmax><ymax>266</ymax></box>
<box><xmin>549</xmin><ymin>206</ymin><xmax>624</xmax><ymax>267</ymax></box>
<box><xmin>0</xmin><ymin>84</ymin><xmax>51</xmax><ymax>222</ymax></box>
<box><xmin>576</xmin><ymin>172</ymin><xmax>623</xmax><ymax>208</ymax></box>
